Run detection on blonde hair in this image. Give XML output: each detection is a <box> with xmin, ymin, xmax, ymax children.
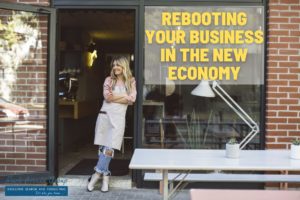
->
<box><xmin>110</xmin><ymin>56</ymin><xmax>133</xmax><ymax>93</ymax></box>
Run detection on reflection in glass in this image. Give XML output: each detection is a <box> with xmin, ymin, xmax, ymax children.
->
<box><xmin>143</xmin><ymin>6</ymin><xmax>263</xmax><ymax>150</ymax></box>
<box><xmin>142</xmin><ymin>84</ymin><xmax>261</xmax><ymax>149</ymax></box>
<box><xmin>0</xmin><ymin>9</ymin><xmax>48</xmax><ymax>175</ymax></box>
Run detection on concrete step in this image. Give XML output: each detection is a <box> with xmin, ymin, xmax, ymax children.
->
<box><xmin>56</xmin><ymin>175</ymin><xmax>132</xmax><ymax>189</ymax></box>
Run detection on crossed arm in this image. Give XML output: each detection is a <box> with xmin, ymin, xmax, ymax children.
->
<box><xmin>106</xmin><ymin>94</ymin><xmax>132</xmax><ymax>105</ymax></box>
<box><xmin>103</xmin><ymin>77</ymin><xmax>137</xmax><ymax>105</ymax></box>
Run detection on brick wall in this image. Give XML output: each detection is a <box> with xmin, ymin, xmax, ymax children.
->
<box><xmin>266</xmin><ymin>0</ymin><xmax>300</xmax><ymax>149</ymax></box>
<box><xmin>0</xmin><ymin>9</ymin><xmax>48</xmax><ymax>176</ymax></box>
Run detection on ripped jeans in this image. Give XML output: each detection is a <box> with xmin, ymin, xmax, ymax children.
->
<box><xmin>94</xmin><ymin>146</ymin><xmax>114</xmax><ymax>176</ymax></box>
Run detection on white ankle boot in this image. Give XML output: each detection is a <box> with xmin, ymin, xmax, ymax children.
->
<box><xmin>87</xmin><ymin>172</ymin><xmax>101</xmax><ymax>192</ymax></box>
<box><xmin>101</xmin><ymin>175</ymin><xmax>109</xmax><ymax>192</ymax></box>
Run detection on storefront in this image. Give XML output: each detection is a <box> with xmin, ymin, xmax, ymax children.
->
<box><xmin>0</xmin><ymin>0</ymin><xmax>299</xmax><ymax>189</ymax></box>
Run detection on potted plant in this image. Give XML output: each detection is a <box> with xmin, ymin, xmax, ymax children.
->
<box><xmin>226</xmin><ymin>137</ymin><xmax>240</xmax><ymax>159</ymax></box>
<box><xmin>290</xmin><ymin>138</ymin><xmax>300</xmax><ymax>160</ymax></box>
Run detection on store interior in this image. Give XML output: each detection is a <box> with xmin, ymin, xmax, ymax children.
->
<box><xmin>57</xmin><ymin>9</ymin><xmax>135</xmax><ymax>179</ymax></box>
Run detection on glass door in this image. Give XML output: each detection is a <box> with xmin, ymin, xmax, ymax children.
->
<box><xmin>0</xmin><ymin>2</ymin><xmax>56</xmax><ymax>183</ymax></box>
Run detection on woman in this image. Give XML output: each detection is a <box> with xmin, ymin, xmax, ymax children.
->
<box><xmin>87</xmin><ymin>56</ymin><xmax>136</xmax><ymax>192</ymax></box>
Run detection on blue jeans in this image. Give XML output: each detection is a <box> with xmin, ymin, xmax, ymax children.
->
<box><xmin>94</xmin><ymin>146</ymin><xmax>114</xmax><ymax>176</ymax></box>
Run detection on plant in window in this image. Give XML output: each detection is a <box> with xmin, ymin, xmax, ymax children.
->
<box><xmin>226</xmin><ymin>137</ymin><xmax>240</xmax><ymax>159</ymax></box>
<box><xmin>175</xmin><ymin>110</ymin><xmax>205</xmax><ymax>149</ymax></box>
<box><xmin>290</xmin><ymin>138</ymin><xmax>300</xmax><ymax>160</ymax></box>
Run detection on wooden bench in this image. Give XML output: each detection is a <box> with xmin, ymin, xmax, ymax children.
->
<box><xmin>145</xmin><ymin>172</ymin><xmax>300</xmax><ymax>199</ymax></box>
<box><xmin>144</xmin><ymin>172</ymin><xmax>300</xmax><ymax>183</ymax></box>
<box><xmin>190</xmin><ymin>189</ymin><xmax>300</xmax><ymax>200</ymax></box>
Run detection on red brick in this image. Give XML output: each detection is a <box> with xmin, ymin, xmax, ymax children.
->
<box><xmin>267</xmin><ymin>92</ymin><xmax>287</xmax><ymax>98</ymax></box>
<box><xmin>280</xmin><ymin>0</ymin><xmax>300</xmax><ymax>3</ymax></box>
<box><xmin>268</xmin><ymin>24</ymin><xmax>279</xmax><ymax>29</ymax></box>
<box><xmin>290</xmin><ymin>31</ymin><xmax>300</xmax><ymax>37</ymax></box>
<box><xmin>268</xmin><ymin>43</ymin><xmax>289</xmax><ymax>48</ymax></box>
<box><xmin>290</xmin><ymin>43</ymin><xmax>300</xmax><ymax>49</ymax></box>
<box><xmin>6</xmin><ymin>140</ymin><xmax>26</xmax><ymax>146</ymax></box>
<box><xmin>15</xmin><ymin>134</ymin><xmax>30</xmax><ymax>140</ymax></box>
<box><xmin>280</xmin><ymin>24</ymin><xmax>299</xmax><ymax>29</ymax></box>
<box><xmin>267</xmin><ymin>61</ymin><xmax>278</xmax><ymax>67</ymax></box>
<box><xmin>267</xmin><ymin>105</ymin><xmax>288</xmax><ymax>110</ymax></box>
<box><xmin>266</xmin><ymin>137</ymin><xmax>276</xmax><ymax>142</ymax></box>
<box><xmin>279</xmin><ymin>74</ymin><xmax>298</xmax><ymax>79</ymax></box>
<box><xmin>37</xmin><ymin>73</ymin><xmax>47</xmax><ymax>78</ymax></box>
<box><xmin>16</xmin><ymin>147</ymin><xmax>36</xmax><ymax>152</ymax></box>
<box><xmin>268</xmin><ymin>5</ymin><xmax>289</xmax><ymax>10</ymax></box>
<box><xmin>278</xmin><ymin>124</ymin><xmax>297</xmax><ymax>129</ymax></box>
<box><xmin>290</xmin><ymin>106</ymin><xmax>300</xmax><ymax>111</ymax></box>
<box><xmin>288</xmin><ymin>118</ymin><xmax>300</xmax><ymax>123</ymax></box>
<box><xmin>16</xmin><ymin>160</ymin><xmax>35</xmax><ymax>165</ymax></box>
<box><xmin>279</xmin><ymin>87</ymin><xmax>298</xmax><ymax>92</ymax></box>
<box><xmin>289</xmin><ymin>131</ymin><xmax>300</xmax><ymax>136</ymax></box>
<box><xmin>291</xmin><ymin>5</ymin><xmax>300</xmax><ymax>10</ymax></box>
<box><xmin>267</xmin><ymin>99</ymin><xmax>278</xmax><ymax>104</ymax></box>
<box><xmin>36</xmin><ymin>160</ymin><xmax>46</xmax><ymax>165</ymax></box>
<box><xmin>26</xmin><ymin>153</ymin><xmax>46</xmax><ymax>159</ymax></box>
<box><xmin>266</xmin><ymin>144</ymin><xmax>287</xmax><ymax>149</ymax></box>
<box><xmin>268</xmin><ymin>67</ymin><xmax>288</xmax><ymax>73</ymax></box>
<box><xmin>290</xmin><ymin>81</ymin><xmax>300</xmax><ymax>86</ymax></box>
<box><xmin>268</xmin><ymin>30</ymin><xmax>289</xmax><ymax>36</ymax></box>
<box><xmin>267</xmin><ymin>131</ymin><xmax>288</xmax><ymax>136</ymax></box>
<box><xmin>0</xmin><ymin>146</ymin><xmax>14</xmax><ymax>152</ymax></box>
<box><xmin>6</xmin><ymin>166</ymin><xmax>25</xmax><ymax>171</ymax></box>
<box><xmin>290</xmin><ymin>68</ymin><xmax>300</xmax><ymax>73</ymax></box>
<box><xmin>268</xmin><ymin>37</ymin><xmax>279</xmax><ymax>43</ymax></box>
<box><xmin>267</xmin><ymin>86</ymin><xmax>278</xmax><ymax>92</ymax></box>
<box><xmin>0</xmin><ymin>159</ymin><xmax>15</xmax><ymax>165</ymax></box>
<box><xmin>266</xmin><ymin>124</ymin><xmax>277</xmax><ymax>130</ymax></box>
<box><xmin>279</xmin><ymin>50</ymin><xmax>299</xmax><ymax>55</ymax></box>
<box><xmin>36</xmin><ymin>135</ymin><xmax>47</xmax><ymax>140</ymax></box>
<box><xmin>278</xmin><ymin>112</ymin><xmax>298</xmax><ymax>117</ymax></box>
<box><xmin>280</xmin><ymin>37</ymin><xmax>299</xmax><ymax>43</ymax></box>
<box><xmin>269</xmin><ymin>11</ymin><xmax>280</xmax><ymax>17</ymax></box>
<box><xmin>268</xmin><ymin>80</ymin><xmax>288</xmax><ymax>86</ymax></box>
<box><xmin>266</xmin><ymin>111</ymin><xmax>277</xmax><ymax>117</ymax></box>
<box><xmin>268</xmin><ymin>50</ymin><xmax>278</xmax><ymax>55</ymax></box>
<box><xmin>0</xmin><ymin>134</ymin><xmax>14</xmax><ymax>140</ymax></box>
<box><xmin>267</xmin><ymin>74</ymin><xmax>278</xmax><ymax>79</ymax></box>
<box><xmin>290</xmin><ymin>93</ymin><xmax>300</xmax><ymax>98</ymax></box>
<box><xmin>280</xmin><ymin>12</ymin><xmax>300</xmax><ymax>17</ymax></box>
<box><xmin>290</xmin><ymin>56</ymin><xmax>300</xmax><ymax>61</ymax></box>
<box><xmin>278</xmin><ymin>137</ymin><xmax>295</xmax><ymax>143</ymax></box>
<box><xmin>27</xmin><ymin>79</ymin><xmax>46</xmax><ymax>85</ymax></box>
<box><xmin>267</xmin><ymin>118</ymin><xmax>287</xmax><ymax>123</ymax></box>
<box><xmin>27</xmin><ymin>166</ymin><xmax>46</xmax><ymax>172</ymax></box>
<box><xmin>36</xmin><ymin>147</ymin><xmax>47</xmax><ymax>152</ymax></box>
<box><xmin>6</xmin><ymin>153</ymin><xmax>25</xmax><ymax>159</ymax></box>
<box><xmin>27</xmin><ymin>141</ymin><xmax>46</xmax><ymax>147</ymax></box>
<box><xmin>279</xmin><ymin>99</ymin><xmax>299</xmax><ymax>104</ymax></box>
<box><xmin>291</xmin><ymin>18</ymin><xmax>300</xmax><ymax>23</ymax></box>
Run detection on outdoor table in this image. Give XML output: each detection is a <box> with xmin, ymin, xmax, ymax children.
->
<box><xmin>129</xmin><ymin>149</ymin><xmax>300</xmax><ymax>200</ymax></box>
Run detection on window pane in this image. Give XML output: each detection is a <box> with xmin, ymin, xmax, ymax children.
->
<box><xmin>0</xmin><ymin>9</ymin><xmax>48</xmax><ymax>175</ymax></box>
<box><xmin>143</xmin><ymin>6</ymin><xmax>263</xmax><ymax>149</ymax></box>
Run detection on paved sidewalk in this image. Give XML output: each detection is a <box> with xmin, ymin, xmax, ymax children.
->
<box><xmin>0</xmin><ymin>186</ymin><xmax>190</xmax><ymax>200</ymax></box>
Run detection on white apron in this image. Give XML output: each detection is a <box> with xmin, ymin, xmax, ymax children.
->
<box><xmin>94</xmin><ymin>86</ymin><xmax>128</xmax><ymax>150</ymax></box>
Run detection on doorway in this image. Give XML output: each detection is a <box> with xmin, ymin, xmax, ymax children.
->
<box><xmin>57</xmin><ymin>9</ymin><xmax>135</xmax><ymax>185</ymax></box>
